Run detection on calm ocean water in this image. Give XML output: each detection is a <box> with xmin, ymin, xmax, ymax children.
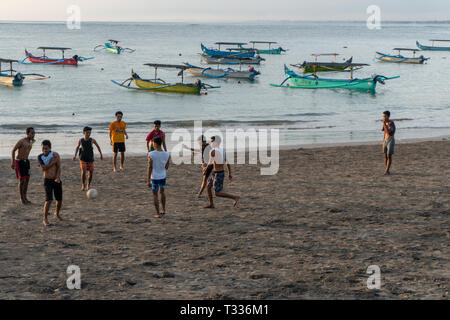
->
<box><xmin>1</xmin><ymin>21</ymin><xmax>450</xmax><ymax>157</ymax></box>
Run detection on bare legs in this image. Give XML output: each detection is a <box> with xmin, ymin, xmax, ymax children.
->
<box><xmin>81</xmin><ymin>170</ymin><xmax>93</xmax><ymax>190</ymax></box>
<box><xmin>197</xmin><ymin>174</ymin><xmax>208</xmax><ymax>197</ymax></box>
<box><xmin>384</xmin><ymin>153</ymin><xmax>392</xmax><ymax>175</ymax></box>
<box><xmin>113</xmin><ymin>152</ymin><xmax>118</xmax><ymax>172</ymax></box>
<box><xmin>120</xmin><ymin>152</ymin><xmax>125</xmax><ymax>170</ymax></box>
<box><xmin>152</xmin><ymin>189</ymin><xmax>166</xmax><ymax>218</ymax></box>
<box><xmin>43</xmin><ymin>200</ymin><xmax>62</xmax><ymax>226</ymax></box>
<box><xmin>18</xmin><ymin>178</ymin><xmax>30</xmax><ymax>204</ymax></box>
<box><xmin>113</xmin><ymin>152</ymin><xmax>125</xmax><ymax>172</ymax></box>
<box><xmin>205</xmin><ymin>184</ymin><xmax>239</xmax><ymax>208</ymax></box>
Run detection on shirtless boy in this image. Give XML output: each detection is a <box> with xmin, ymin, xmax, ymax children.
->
<box><xmin>38</xmin><ymin>140</ymin><xmax>63</xmax><ymax>226</ymax></box>
<box><xmin>11</xmin><ymin>127</ymin><xmax>35</xmax><ymax>204</ymax></box>
<box><xmin>205</xmin><ymin>136</ymin><xmax>239</xmax><ymax>208</ymax></box>
<box><xmin>381</xmin><ymin>110</ymin><xmax>396</xmax><ymax>175</ymax></box>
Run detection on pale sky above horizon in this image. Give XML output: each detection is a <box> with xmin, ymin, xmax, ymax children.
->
<box><xmin>2</xmin><ymin>0</ymin><xmax>449</xmax><ymax>22</ymax></box>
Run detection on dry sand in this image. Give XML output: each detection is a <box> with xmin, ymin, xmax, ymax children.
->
<box><xmin>0</xmin><ymin>140</ymin><xmax>449</xmax><ymax>299</ymax></box>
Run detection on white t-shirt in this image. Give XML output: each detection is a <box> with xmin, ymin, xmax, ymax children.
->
<box><xmin>150</xmin><ymin>150</ymin><xmax>170</xmax><ymax>180</ymax></box>
<box><xmin>211</xmin><ymin>147</ymin><xmax>226</xmax><ymax>165</ymax></box>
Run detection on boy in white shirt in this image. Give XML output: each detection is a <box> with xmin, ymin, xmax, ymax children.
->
<box><xmin>147</xmin><ymin>137</ymin><xmax>170</xmax><ymax>218</ymax></box>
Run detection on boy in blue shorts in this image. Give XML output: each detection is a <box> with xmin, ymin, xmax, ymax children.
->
<box><xmin>147</xmin><ymin>137</ymin><xmax>170</xmax><ymax>218</ymax></box>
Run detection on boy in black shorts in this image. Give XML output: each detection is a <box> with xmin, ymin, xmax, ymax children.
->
<box><xmin>38</xmin><ymin>140</ymin><xmax>63</xmax><ymax>226</ymax></box>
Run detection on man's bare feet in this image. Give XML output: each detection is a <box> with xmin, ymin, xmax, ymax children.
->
<box><xmin>81</xmin><ymin>185</ymin><xmax>85</xmax><ymax>191</ymax></box>
<box><xmin>204</xmin><ymin>204</ymin><xmax>215</xmax><ymax>209</ymax></box>
<box><xmin>119</xmin><ymin>166</ymin><xmax>124</xmax><ymax>171</ymax></box>
<box><xmin>54</xmin><ymin>213</ymin><xmax>63</xmax><ymax>221</ymax></box>
<box><xmin>113</xmin><ymin>167</ymin><xmax>117</xmax><ymax>173</ymax></box>
<box><xmin>384</xmin><ymin>170</ymin><xmax>390</xmax><ymax>175</ymax></box>
<box><xmin>233</xmin><ymin>196</ymin><xmax>240</xmax><ymax>207</ymax></box>
<box><xmin>154</xmin><ymin>214</ymin><xmax>161</xmax><ymax>218</ymax></box>
<box><xmin>24</xmin><ymin>199</ymin><xmax>32</xmax><ymax>205</ymax></box>
<box><xmin>197</xmin><ymin>192</ymin><xmax>202</xmax><ymax>198</ymax></box>
<box><xmin>43</xmin><ymin>219</ymin><xmax>50</xmax><ymax>226</ymax></box>
<box><xmin>87</xmin><ymin>185</ymin><xmax>91</xmax><ymax>190</ymax></box>
<box><xmin>160</xmin><ymin>211</ymin><xmax>166</xmax><ymax>216</ymax></box>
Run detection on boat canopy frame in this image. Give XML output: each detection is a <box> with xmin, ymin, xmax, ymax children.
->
<box><xmin>0</xmin><ymin>58</ymin><xmax>18</xmax><ymax>76</ymax></box>
<box><xmin>143</xmin><ymin>63</ymin><xmax>189</xmax><ymax>83</ymax></box>
<box><xmin>301</xmin><ymin>62</ymin><xmax>369</xmax><ymax>79</ymax></box>
<box><xmin>37</xmin><ymin>47</ymin><xmax>72</xmax><ymax>59</ymax></box>
<box><xmin>214</xmin><ymin>42</ymin><xmax>247</xmax><ymax>50</ymax></box>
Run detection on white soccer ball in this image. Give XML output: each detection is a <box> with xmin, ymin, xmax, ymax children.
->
<box><xmin>86</xmin><ymin>189</ymin><xmax>98</xmax><ymax>199</ymax></box>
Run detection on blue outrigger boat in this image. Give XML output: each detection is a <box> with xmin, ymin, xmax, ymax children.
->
<box><xmin>201</xmin><ymin>43</ymin><xmax>255</xmax><ymax>58</ymax></box>
<box><xmin>376</xmin><ymin>48</ymin><xmax>429</xmax><ymax>64</ymax></box>
<box><xmin>416</xmin><ymin>40</ymin><xmax>450</xmax><ymax>51</ymax></box>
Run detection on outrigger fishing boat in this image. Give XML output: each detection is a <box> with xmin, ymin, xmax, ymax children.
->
<box><xmin>201</xmin><ymin>43</ymin><xmax>255</xmax><ymax>58</ymax></box>
<box><xmin>292</xmin><ymin>54</ymin><xmax>354</xmax><ymax>73</ymax></box>
<box><xmin>416</xmin><ymin>40</ymin><xmax>450</xmax><ymax>51</ymax></box>
<box><xmin>376</xmin><ymin>48</ymin><xmax>429</xmax><ymax>64</ymax></box>
<box><xmin>201</xmin><ymin>53</ymin><xmax>264</xmax><ymax>65</ymax></box>
<box><xmin>228</xmin><ymin>41</ymin><xmax>286</xmax><ymax>54</ymax></box>
<box><xmin>94</xmin><ymin>40</ymin><xmax>135</xmax><ymax>54</ymax></box>
<box><xmin>21</xmin><ymin>47</ymin><xmax>93</xmax><ymax>66</ymax></box>
<box><xmin>112</xmin><ymin>63</ymin><xmax>219</xmax><ymax>94</ymax></box>
<box><xmin>184</xmin><ymin>63</ymin><xmax>260</xmax><ymax>80</ymax></box>
<box><xmin>270</xmin><ymin>64</ymin><xmax>399</xmax><ymax>92</ymax></box>
<box><xmin>0</xmin><ymin>58</ymin><xmax>49</xmax><ymax>87</ymax></box>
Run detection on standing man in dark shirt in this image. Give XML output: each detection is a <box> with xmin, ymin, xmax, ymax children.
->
<box><xmin>73</xmin><ymin>126</ymin><xmax>103</xmax><ymax>190</ymax></box>
<box><xmin>381</xmin><ymin>110</ymin><xmax>396</xmax><ymax>175</ymax></box>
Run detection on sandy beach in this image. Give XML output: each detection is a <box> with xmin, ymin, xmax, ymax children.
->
<box><xmin>0</xmin><ymin>139</ymin><xmax>448</xmax><ymax>299</ymax></box>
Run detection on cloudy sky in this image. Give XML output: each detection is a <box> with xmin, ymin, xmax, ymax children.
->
<box><xmin>2</xmin><ymin>0</ymin><xmax>449</xmax><ymax>22</ymax></box>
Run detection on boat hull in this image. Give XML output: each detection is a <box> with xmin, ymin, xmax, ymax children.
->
<box><xmin>288</xmin><ymin>76</ymin><xmax>376</xmax><ymax>90</ymax></box>
<box><xmin>201</xmin><ymin>44</ymin><xmax>255</xmax><ymax>58</ymax></box>
<box><xmin>376</xmin><ymin>52</ymin><xmax>427</xmax><ymax>64</ymax></box>
<box><xmin>132</xmin><ymin>74</ymin><xmax>200</xmax><ymax>94</ymax></box>
<box><xmin>106</xmin><ymin>47</ymin><xmax>120</xmax><ymax>54</ymax></box>
<box><xmin>184</xmin><ymin>64</ymin><xmax>259</xmax><ymax>80</ymax></box>
<box><xmin>26</xmin><ymin>51</ymin><xmax>78</xmax><ymax>65</ymax></box>
<box><xmin>302</xmin><ymin>65</ymin><xmax>350</xmax><ymax>72</ymax></box>
<box><xmin>416</xmin><ymin>41</ymin><xmax>450</xmax><ymax>51</ymax></box>
<box><xmin>0</xmin><ymin>74</ymin><xmax>24</xmax><ymax>87</ymax></box>
<box><xmin>201</xmin><ymin>54</ymin><xmax>263</xmax><ymax>65</ymax></box>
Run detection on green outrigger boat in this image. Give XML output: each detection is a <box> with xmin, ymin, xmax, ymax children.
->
<box><xmin>270</xmin><ymin>64</ymin><xmax>399</xmax><ymax>92</ymax></box>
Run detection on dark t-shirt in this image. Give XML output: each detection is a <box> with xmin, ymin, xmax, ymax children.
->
<box><xmin>79</xmin><ymin>138</ymin><xmax>94</xmax><ymax>162</ymax></box>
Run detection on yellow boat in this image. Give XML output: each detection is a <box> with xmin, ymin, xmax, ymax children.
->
<box><xmin>112</xmin><ymin>63</ymin><xmax>219</xmax><ymax>94</ymax></box>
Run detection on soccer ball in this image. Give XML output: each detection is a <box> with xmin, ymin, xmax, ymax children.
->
<box><xmin>86</xmin><ymin>189</ymin><xmax>98</xmax><ymax>199</ymax></box>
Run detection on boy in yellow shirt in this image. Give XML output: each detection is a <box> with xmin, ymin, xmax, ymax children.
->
<box><xmin>109</xmin><ymin>111</ymin><xmax>128</xmax><ymax>172</ymax></box>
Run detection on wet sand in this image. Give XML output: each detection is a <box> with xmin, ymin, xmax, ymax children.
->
<box><xmin>0</xmin><ymin>140</ymin><xmax>449</xmax><ymax>299</ymax></box>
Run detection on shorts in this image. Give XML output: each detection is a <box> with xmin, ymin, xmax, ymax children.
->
<box><xmin>44</xmin><ymin>179</ymin><xmax>63</xmax><ymax>201</ymax></box>
<box><xmin>208</xmin><ymin>171</ymin><xmax>224</xmax><ymax>193</ymax></box>
<box><xmin>151</xmin><ymin>178</ymin><xmax>166</xmax><ymax>192</ymax></box>
<box><xmin>15</xmin><ymin>159</ymin><xmax>30</xmax><ymax>179</ymax></box>
<box><xmin>383</xmin><ymin>138</ymin><xmax>395</xmax><ymax>155</ymax></box>
<box><xmin>113</xmin><ymin>142</ymin><xmax>126</xmax><ymax>153</ymax></box>
<box><xmin>80</xmin><ymin>161</ymin><xmax>94</xmax><ymax>172</ymax></box>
